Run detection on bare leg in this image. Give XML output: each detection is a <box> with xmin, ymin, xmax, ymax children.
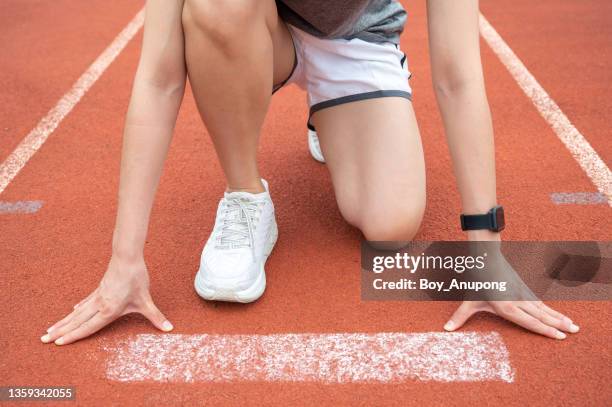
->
<box><xmin>311</xmin><ymin>97</ymin><xmax>426</xmax><ymax>242</ymax></box>
<box><xmin>182</xmin><ymin>0</ymin><xmax>295</xmax><ymax>192</ymax></box>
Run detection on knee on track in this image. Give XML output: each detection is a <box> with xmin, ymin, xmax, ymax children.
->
<box><xmin>341</xmin><ymin>200</ymin><xmax>425</xmax><ymax>243</ymax></box>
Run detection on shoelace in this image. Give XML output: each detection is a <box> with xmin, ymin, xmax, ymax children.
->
<box><xmin>215</xmin><ymin>197</ymin><xmax>262</xmax><ymax>258</ymax></box>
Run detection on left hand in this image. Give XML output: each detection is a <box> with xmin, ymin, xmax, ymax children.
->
<box><xmin>444</xmin><ymin>299</ymin><xmax>579</xmax><ymax>340</ymax></box>
<box><xmin>444</xmin><ymin>231</ymin><xmax>580</xmax><ymax>340</ymax></box>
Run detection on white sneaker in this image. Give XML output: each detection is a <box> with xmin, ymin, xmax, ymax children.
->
<box><xmin>195</xmin><ymin>179</ymin><xmax>278</xmax><ymax>303</ymax></box>
<box><xmin>308</xmin><ymin>126</ymin><xmax>326</xmax><ymax>163</ymax></box>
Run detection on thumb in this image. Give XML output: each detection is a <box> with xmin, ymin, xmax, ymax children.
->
<box><xmin>141</xmin><ymin>300</ymin><xmax>173</xmax><ymax>332</ymax></box>
<box><xmin>444</xmin><ymin>301</ymin><xmax>480</xmax><ymax>332</ymax></box>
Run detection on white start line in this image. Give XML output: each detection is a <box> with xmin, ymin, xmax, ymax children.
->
<box><xmin>479</xmin><ymin>13</ymin><xmax>612</xmax><ymax>206</ymax></box>
<box><xmin>103</xmin><ymin>332</ymin><xmax>514</xmax><ymax>383</ymax></box>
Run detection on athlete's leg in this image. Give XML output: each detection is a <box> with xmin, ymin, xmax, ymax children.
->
<box><xmin>182</xmin><ymin>0</ymin><xmax>295</xmax><ymax>192</ymax></box>
<box><xmin>310</xmin><ymin>97</ymin><xmax>426</xmax><ymax>242</ymax></box>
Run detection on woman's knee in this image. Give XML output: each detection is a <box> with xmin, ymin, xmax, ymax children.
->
<box><xmin>356</xmin><ymin>201</ymin><xmax>426</xmax><ymax>242</ymax></box>
<box><xmin>334</xmin><ymin>184</ymin><xmax>426</xmax><ymax>242</ymax></box>
<box><xmin>182</xmin><ymin>0</ymin><xmax>264</xmax><ymax>44</ymax></box>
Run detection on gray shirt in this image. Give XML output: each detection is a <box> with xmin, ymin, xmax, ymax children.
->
<box><xmin>277</xmin><ymin>0</ymin><xmax>407</xmax><ymax>44</ymax></box>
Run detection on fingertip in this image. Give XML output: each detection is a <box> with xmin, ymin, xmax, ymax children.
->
<box><xmin>55</xmin><ymin>337</ymin><xmax>65</xmax><ymax>345</ymax></box>
<box><xmin>555</xmin><ymin>331</ymin><xmax>566</xmax><ymax>340</ymax></box>
<box><xmin>569</xmin><ymin>323</ymin><xmax>580</xmax><ymax>333</ymax></box>
<box><xmin>444</xmin><ymin>321</ymin><xmax>455</xmax><ymax>332</ymax></box>
<box><xmin>162</xmin><ymin>321</ymin><xmax>174</xmax><ymax>332</ymax></box>
<box><xmin>40</xmin><ymin>334</ymin><xmax>51</xmax><ymax>343</ymax></box>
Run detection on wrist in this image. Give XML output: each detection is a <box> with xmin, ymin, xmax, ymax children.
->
<box><xmin>461</xmin><ymin>205</ymin><xmax>505</xmax><ymax>234</ymax></box>
<box><xmin>106</xmin><ymin>252</ymin><xmax>148</xmax><ymax>283</ymax></box>
<box><xmin>467</xmin><ymin>229</ymin><xmax>501</xmax><ymax>241</ymax></box>
<box><xmin>111</xmin><ymin>246</ymin><xmax>145</xmax><ymax>263</ymax></box>
<box><xmin>112</xmin><ymin>231</ymin><xmax>145</xmax><ymax>263</ymax></box>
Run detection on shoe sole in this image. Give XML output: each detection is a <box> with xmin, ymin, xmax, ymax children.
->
<box><xmin>194</xmin><ymin>221</ymin><xmax>278</xmax><ymax>303</ymax></box>
<box><xmin>308</xmin><ymin>129</ymin><xmax>326</xmax><ymax>163</ymax></box>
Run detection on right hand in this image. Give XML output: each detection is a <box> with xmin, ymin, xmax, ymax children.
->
<box><xmin>41</xmin><ymin>255</ymin><xmax>173</xmax><ymax>346</ymax></box>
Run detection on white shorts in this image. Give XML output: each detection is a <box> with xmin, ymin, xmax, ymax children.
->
<box><xmin>274</xmin><ymin>24</ymin><xmax>413</xmax><ymax>127</ymax></box>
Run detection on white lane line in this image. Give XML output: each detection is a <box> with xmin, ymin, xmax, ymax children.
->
<box><xmin>103</xmin><ymin>332</ymin><xmax>514</xmax><ymax>383</ymax></box>
<box><xmin>0</xmin><ymin>200</ymin><xmax>43</xmax><ymax>214</ymax></box>
<box><xmin>0</xmin><ymin>8</ymin><xmax>145</xmax><ymax>196</ymax></box>
<box><xmin>550</xmin><ymin>192</ymin><xmax>607</xmax><ymax>205</ymax></box>
<box><xmin>479</xmin><ymin>14</ymin><xmax>612</xmax><ymax>207</ymax></box>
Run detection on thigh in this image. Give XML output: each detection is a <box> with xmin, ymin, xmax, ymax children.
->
<box><xmin>310</xmin><ymin>97</ymin><xmax>426</xmax><ymax>240</ymax></box>
<box><xmin>269</xmin><ymin>3</ymin><xmax>296</xmax><ymax>88</ymax></box>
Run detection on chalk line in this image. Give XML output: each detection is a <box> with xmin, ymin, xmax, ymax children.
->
<box><xmin>103</xmin><ymin>332</ymin><xmax>514</xmax><ymax>383</ymax></box>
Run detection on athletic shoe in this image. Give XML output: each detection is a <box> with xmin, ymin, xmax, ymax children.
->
<box><xmin>195</xmin><ymin>179</ymin><xmax>278</xmax><ymax>303</ymax></box>
<box><xmin>308</xmin><ymin>126</ymin><xmax>326</xmax><ymax>163</ymax></box>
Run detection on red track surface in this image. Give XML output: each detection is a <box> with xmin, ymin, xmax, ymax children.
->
<box><xmin>1</xmin><ymin>0</ymin><xmax>610</xmax><ymax>405</ymax></box>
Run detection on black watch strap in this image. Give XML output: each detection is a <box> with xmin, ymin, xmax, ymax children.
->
<box><xmin>461</xmin><ymin>215</ymin><xmax>492</xmax><ymax>230</ymax></box>
<box><xmin>460</xmin><ymin>206</ymin><xmax>505</xmax><ymax>232</ymax></box>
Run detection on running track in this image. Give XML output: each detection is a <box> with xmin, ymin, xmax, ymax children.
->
<box><xmin>1</xmin><ymin>0</ymin><xmax>610</xmax><ymax>405</ymax></box>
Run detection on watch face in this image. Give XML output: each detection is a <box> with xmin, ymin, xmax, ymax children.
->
<box><xmin>494</xmin><ymin>206</ymin><xmax>505</xmax><ymax>231</ymax></box>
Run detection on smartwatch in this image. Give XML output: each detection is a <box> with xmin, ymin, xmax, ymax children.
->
<box><xmin>460</xmin><ymin>205</ymin><xmax>505</xmax><ymax>232</ymax></box>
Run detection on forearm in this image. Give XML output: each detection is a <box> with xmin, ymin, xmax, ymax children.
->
<box><xmin>427</xmin><ymin>0</ymin><xmax>500</xmax><ymax>240</ymax></box>
<box><xmin>435</xmin><ymin>82</ymin><xmax>497</xmax><ymax>214</ymax></box>
<box><xmin>110</xmin><ymin>0</ymin><xmax>186</xmax><ymax>260</ymax></box>
<box><xmin>112</xmin><ymin>80</ymin><xmax>185</xmax><ymax>259</ymax></box>
<box><xmin>435</xmin><ymin>83</ymin><xmax>500</xmax><ymax>241</ymax></box>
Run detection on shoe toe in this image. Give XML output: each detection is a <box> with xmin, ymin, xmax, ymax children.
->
<box><xmin>199</xmin><ymin>250</ymin><xmax>258</xmax><ymax>291</ymax></box>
